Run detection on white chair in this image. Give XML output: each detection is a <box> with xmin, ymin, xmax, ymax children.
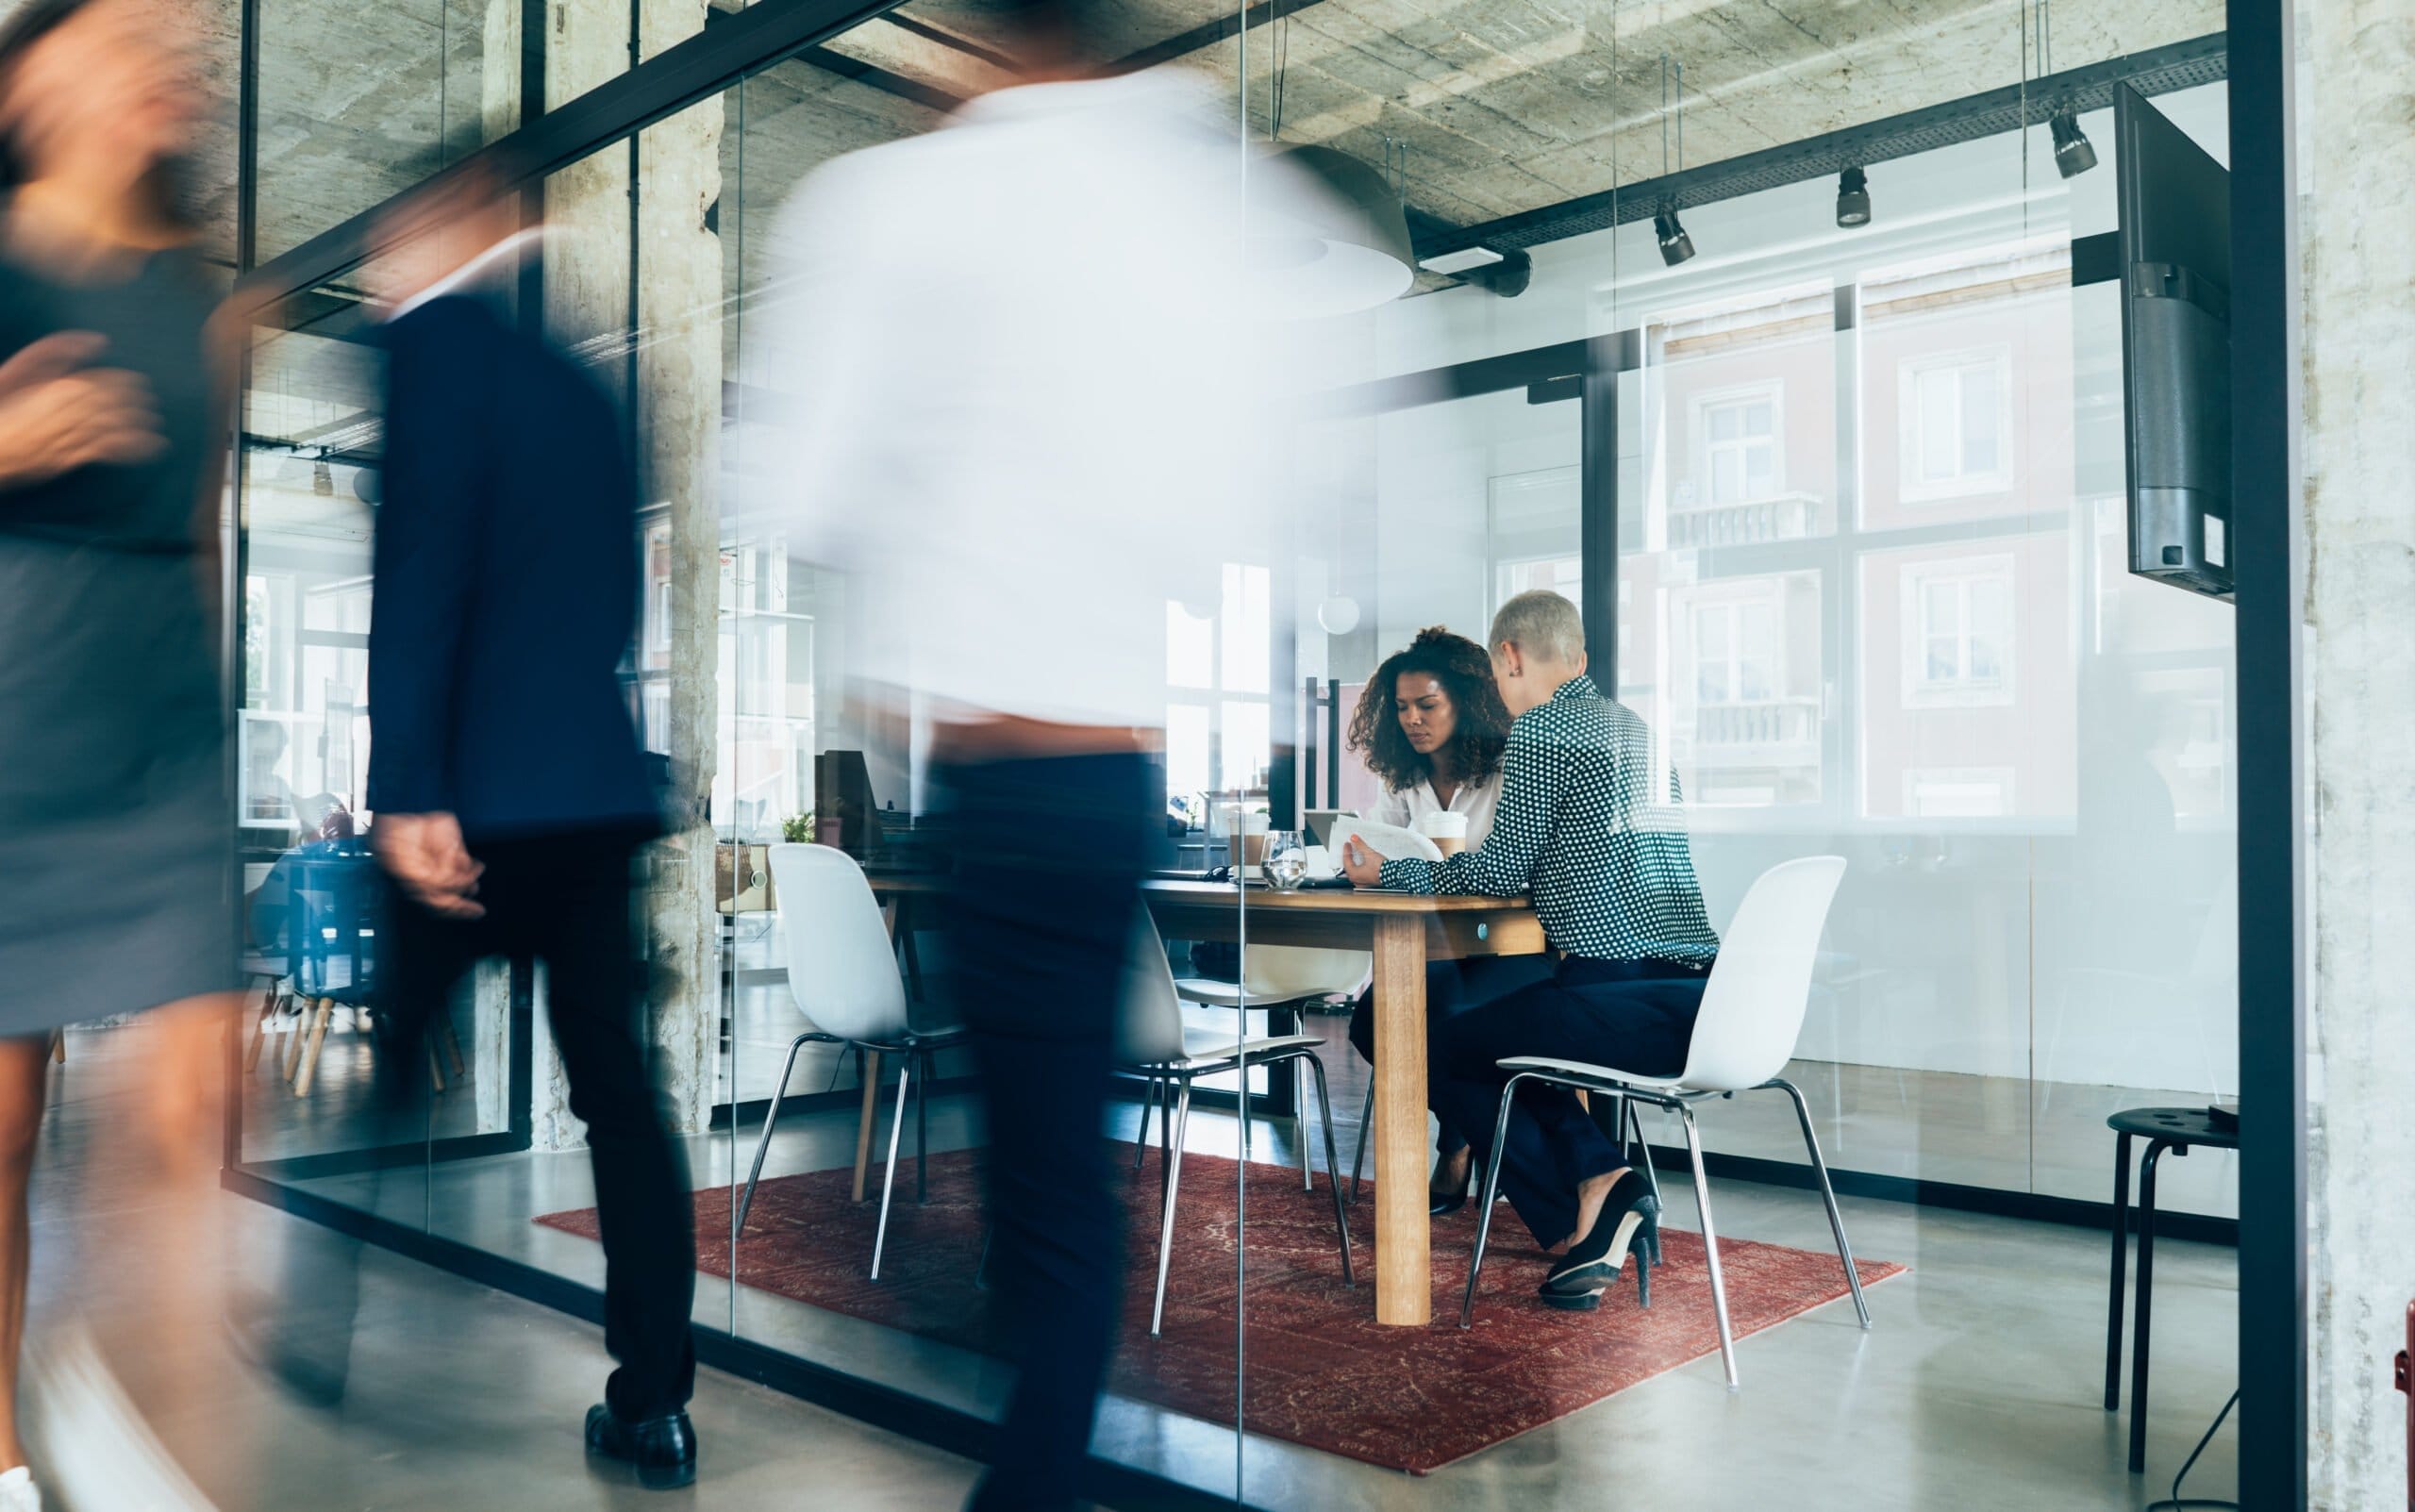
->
<box><xmin>1458</xmin><ymin>856</ymin><xmax>1867</xmax><ymax>1388</ymax></box>
<box><xmin>1169</xmin><ymin>945</ymin><xmax>1369</xmax><ymax>1192</ymax></box>
<box><xmin>739</xmin><ymin>843</ymin><xmax>963</xmax><ymax>1281</ymax></box>
<box><xmin>1119</xmin><ymin>912</ymin><xmax>1355</xmax><ymax>1336</ymax></box>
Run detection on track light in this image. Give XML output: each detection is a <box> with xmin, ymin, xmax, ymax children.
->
<box><xmin>1654</xmin><ymin>205</ymin><xmax>1695</xmax><ymax>267</ymax></box>
<box><xmin>2050</xmin><ymin>105</ymin><xmax>2097</xmax><ymax>178</ymax></box>
<box><xmin>311</xmin><ymin>457</ymin><xmax>333</xmax><ymax>497</ymax></box>
<box><xmin>1836</xmin><ymin>166</ymin><xmax>1871</xmax><ymax>228</ymax></box>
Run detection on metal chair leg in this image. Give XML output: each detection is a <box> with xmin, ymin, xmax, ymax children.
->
<box><xmin>870</xmin><ymin>1056</ymin><xmax>912</xmax><ymax>1281</ymax></box>
<box><xmin>1149</xmin><ymin>1080</ymin><xmax>1193</xmax><ymax>1337</ymax></box>
<box><xmin>737</xmin><ymin>1033</ymin><xmax>814</xmax><ymax>1233</ymax></box>
<box><xmin>1459</xmin><ymin>1073</ymin><xmax>1527</xmax><ymax>1328</ymax></box>
<box><xmin>1681</xmin><ymin>1106</ymin><xmax>1740</xmax><ymax>1388</ymax></box>
<box><xmin>1296</xmin><ymin>1055</ymin><xmax>1314</xmax><ymax>1190</ymax></box>
<box><xmin>2105</xmin><ymin>1130</ymin><xmax>2134</xmax><ymax>1411</ymax></box>
<box><xmin>1133</xmin><ymin>1077</ymin><xmax>1159</xmax><ymax>1169</ymax></box>
<box><xmin>915</xmin><ymin>1049</ymin><xmax>930</xmax><ymax>1205</ymax></box>
<box><xmin>1625</xmin><ymin>1100</ymin><xmax>1662</xmax><ymax>1262</ymax></box>
<box><xmin>1303</xmin><ymin>1053</ymin><xmax>1353</xmax><ymax>1284</ymax></box>
<box><xmin>1349</xmin><ymin>1077</ymin><xmax>1374</xmax><ymax>1205</ymax></box>
<box><xmin>1768</xmin><ymin>1078</ymin><xmax>1868</xmax><ymax>1328</ymax></box>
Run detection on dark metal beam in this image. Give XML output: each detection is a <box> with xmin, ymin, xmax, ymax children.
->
<box><xmin>796</xmin><ymin>43</ymin><xmax>966</xmax><ymax>113</ymax></box>
<box><xmin>2226</xmin><ymin>0</ymin><xmax>2307</xmax><ymax>1503</ymax></box>
<box><xmin>1105</xmin><ymin>0</ymin><xmax>1327</xmax><ymax>78</ymax></box>
<box><xmin>237</xmin><ymin>0</ymin><xmax>916</xmax><ymax>307</ymax></box>
<box><xmin>1417</xmin><ymin>32</ymin><xmax>2229</xmax><ymax>259</ymax></box>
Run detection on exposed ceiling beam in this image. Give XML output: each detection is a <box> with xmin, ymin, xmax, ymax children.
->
<box><xmin>1105</xmin><ymin>0</ymin><xmax>1327</xmax><ymax>79</ymax></box>
<box><xmin>1416</xmin><ymin>33</ymin><xmax>2229</xmax><ymax>259</ymax></box>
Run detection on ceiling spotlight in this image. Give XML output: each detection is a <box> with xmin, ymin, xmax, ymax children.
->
<box><xmin>1836</xmin><ymin>166</ymin><xmax>1872</xmax><ymax>228</ymax></box>
<box><xmin>1654</xmin><ymin>205</ymin><xmax>1695</xmax><ymax>267</ymax></box>
<box><xmin>2050</xmin><ymin>105</ymin><xmax>2098</xmax><ymax>178</ymax></box>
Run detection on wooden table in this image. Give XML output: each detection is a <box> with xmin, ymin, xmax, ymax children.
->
<box><xmin>1141</xmin><ymin>882</ymin><xmax>1543</xmax><ymax>1325</ymax></box>
<box><xmin>864</xmin><ymin>873</ymin><xmax>1543</xmax><ymax>1326</ymax></box>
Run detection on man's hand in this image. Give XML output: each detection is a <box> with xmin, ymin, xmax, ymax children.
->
<box><xmin>375</xmin><ymin>812</ymin><xmax>487</xmax><ymax>919</ymax></box>
<box><xmin>1341</xmin><ymin>839</ymin><xmax>1390</xmax><ymax>889</ymax></box>
<box><xmin>0</xmin><ymin>332</ymin><xmax>166</xmax><ymax>490</ymax></box>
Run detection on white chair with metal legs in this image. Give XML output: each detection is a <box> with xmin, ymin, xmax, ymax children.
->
<box><xmin>738</xmin><ymin>843</ymin><xmax>963</xmax><ymax>1281</ymax></box>
<box><xmin>1168</xmin><ymin>945</ymin><xmax>1368</xmax><ymax>1194</ymax></box>
<box><xmin>1119</xmin><ymin>914</ymin><xmax>1355</xmax><ymax>1337</ymax></box>
<box><xmin>1458</xmin><ymin>856</ymin><xmax>1868</xmax><ymax>1389</ymax></box>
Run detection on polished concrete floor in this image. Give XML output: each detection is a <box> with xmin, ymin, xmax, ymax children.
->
<box><xmin>30</xmin><ymin>1030</ymin><xmax>987</xmax><ymax>1512</ymax></box>
<box><xmin>278</xmin><ymin>1070</ymin><xmax>2241</xmax><ymax>1510</ymax></box>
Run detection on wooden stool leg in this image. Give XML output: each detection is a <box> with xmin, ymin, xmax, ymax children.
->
<box><xmin>440</xmin><ymin>1015</ymin><xmax>468</xmax><ymax>1079</ymax></box>
<box><xmin>244</xmin><ymin>989</ymin><xmax>280</xmax><ymax>1071</ymax></box>
<box><xmin>283</xmin><ymin>995</ymin><xmax>309</xmax><ymax>1079</ymax></box>
<box><xmin>293</xmin><ymin>998</ymin><xmax>335</xmax><ymax>1096</ymax></box>
<box><xmin>427</xmin><ymin>1041</ymin><xmax>447</xmax><ymax>1093</ymax></box>
<box><xmin>852</xmin><ymin>1050</ymin><xmax>884</xmax><ymax>1204</ymax></box>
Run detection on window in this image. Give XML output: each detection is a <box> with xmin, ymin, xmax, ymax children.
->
<box><xmin>1165</xmin><ymin>563</ymin><xmax>1271</xmax><ymax>806</ymax></box>
<box><xmin>1901</xmin><ymin>555</ymin><xmax>2015</xmax><ymax>707</ymax></box>
<box><xmin>1693</xmin><ymin>384</ymin><xmax>1781</xmax><ymax>506</ymax></box>
<box><xmin>1690</xmin><ymin>598</ymin><xmax>1777</xmax><ymax>706</ymax></box>
<box><xmin>1900</xmin><ymin>348</ymin><xmax>2010</xmax><ymax>499</ymax></box>
<box><xmin>1495</xmin><ymin>554</ymin><xmax>1580</xmax><ymax>612</ymax></box>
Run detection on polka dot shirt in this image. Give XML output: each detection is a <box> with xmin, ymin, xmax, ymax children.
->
<box><xmin>1377</xmin><ymin>673</ymin><xmax>1721</xmax><ymax>966</ymax></box>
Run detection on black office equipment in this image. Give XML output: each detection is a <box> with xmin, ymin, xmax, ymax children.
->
<box><xmin>814</xmin><ymin>749</ymin><xmax>878</xmax><ymax>858</ymax></box>
<box><xmin>2114</xmin><ymin>84</ymin><xmax>2233</xmax><ymax>601</ymax></box>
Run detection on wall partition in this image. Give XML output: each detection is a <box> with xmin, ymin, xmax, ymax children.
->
<box><xmin>216</xmin><ymin>1</ymin><xmax>2257</xmax><ymax>1508</ymax></box>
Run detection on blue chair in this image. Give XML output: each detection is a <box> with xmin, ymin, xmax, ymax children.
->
<box><xmin>285</xmin><ymin>842</ymin><xmax>384</xmax><ymax>1097</ymax></box>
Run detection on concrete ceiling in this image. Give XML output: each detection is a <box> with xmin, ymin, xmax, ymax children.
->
<box><xmin>192</xmin><ymin>0</ymin><xmax>2224</xmax><ymax>448</ymax></box>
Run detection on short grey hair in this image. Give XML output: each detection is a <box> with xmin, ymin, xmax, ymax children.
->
<box><xmin>1489</xmin><ymin>590</ymin><xmax>1586</xmax><ymax>664</ymax></box>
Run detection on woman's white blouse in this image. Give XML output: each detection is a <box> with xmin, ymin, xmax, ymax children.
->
<box><xmin>1364</xmin><ymin>770</ymin><xmax>1503</xmax><ymax>848</ymax></box>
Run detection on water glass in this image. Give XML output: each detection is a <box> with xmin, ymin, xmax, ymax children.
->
<box><xmin>1263</xmin><ymin>829</ymin><xmax>1308</xmax><ymax>891</ymax></box>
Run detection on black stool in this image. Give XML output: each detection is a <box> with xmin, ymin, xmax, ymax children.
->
<box><xmin>2104</xmin><ymin>1105</ymin><xmax>2238</xmax><ymax>1474</ymax></box>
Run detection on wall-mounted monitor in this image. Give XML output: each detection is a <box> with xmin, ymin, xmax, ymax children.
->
<box><xmin>2116</xmin><ymin>83</ymin><xmax>2233</xmax><ymax>600</ymax></box>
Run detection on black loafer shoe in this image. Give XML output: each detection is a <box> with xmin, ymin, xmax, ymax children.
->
<box><xmin>585</xmin><ymin>1404</ymin><xmax>698</xmax><ymax>1489</ymax></box>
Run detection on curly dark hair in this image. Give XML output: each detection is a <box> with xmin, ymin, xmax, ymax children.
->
<box><xmin>1347</xmin><ymin>626</ymin><xmax>1511</xmax><ymax>795</ymax></box>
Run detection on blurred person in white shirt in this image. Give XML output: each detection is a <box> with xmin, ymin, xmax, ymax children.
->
<box><xmin>758</xmin><ymin>5</ymin><xmax>1324</xmax><ymax>1508</ymax></box>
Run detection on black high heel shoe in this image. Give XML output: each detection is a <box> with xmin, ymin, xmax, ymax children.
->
<box><xmin>1539</xmin><ymin>1171</ymin><xmax>1659</xmax><ymax>1311</ymax></box>
<box><xmin>1429</xmin><ymin>1158</ymin><xmax>1474</xmax><ymax>1217</ymax></box>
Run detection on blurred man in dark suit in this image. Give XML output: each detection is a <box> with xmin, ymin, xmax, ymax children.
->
<box><xmin>364</xmin><ymin>163</ymin><xmax>697</xmax><ymax>1490</ymax></box>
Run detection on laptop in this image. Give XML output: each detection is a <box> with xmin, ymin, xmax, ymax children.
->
<box><xmin>1303</xmin><ymin>807</ymin><xmax>1353</xmax><ymax>847</ymax></box>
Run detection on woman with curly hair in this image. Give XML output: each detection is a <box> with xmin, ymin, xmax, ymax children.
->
<box><xmin>1349</xmin><ymin>624</ymin><xmax>1511</xmax><ymax>842</ymax></box>
<box><xmin>1344</xmin><ymin>627</ymin><xmax>1552</xmax><ymax>1214</ymax></box>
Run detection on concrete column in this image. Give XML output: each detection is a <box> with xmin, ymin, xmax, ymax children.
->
<box><xmin>513</xmin><ymin>0</ymin><xmax>725</xmax><ymax>1149</ymax></box>
<box><xmin>2303</xmin><ymin>5</ymin><xmax>2415</xmax><ymax>1505</ymax></box>
<box><xmin>629</xmin><ymin>25</ymin><xmax>728</xmax><ymax>1138</ymax></box>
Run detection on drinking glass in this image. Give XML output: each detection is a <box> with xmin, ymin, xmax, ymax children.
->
<box><xmin>1263</xmin><ymin>829</ymin><xmax>1307</xmax><ymax>891</ymax></box>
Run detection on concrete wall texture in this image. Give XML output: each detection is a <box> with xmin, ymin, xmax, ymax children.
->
<box><xmin>2304</xmin><ymin>2</ymin><xmax>2415</xmax><ymax>1506</ymax></box>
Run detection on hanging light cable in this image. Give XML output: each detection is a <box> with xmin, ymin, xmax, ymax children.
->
<box><xmin>1248</xmin><ymin>13</ymin><xmax>1412</xmax><ymax>313</ymax></box>
<box><xmin>1656</xmin><ymin>54</ymin><xmax>1695</xmax><ymax>266</ymax></box>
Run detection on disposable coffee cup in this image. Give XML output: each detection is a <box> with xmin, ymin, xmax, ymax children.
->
<box><xmin>1418</xmin><ymin>810</ymin><xmax>1469</xmax><ymax>857</ymax></box>
<box><xmin>1219</xmin><ymin>806</ymin><xmax>1270</xmax><ymax>869</ymax></box>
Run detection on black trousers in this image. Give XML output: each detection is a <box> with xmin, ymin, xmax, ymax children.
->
<box><xmin>1346</xmin><ymin>955</ymin><xmax>1558</xmax><ymax>1159</ymax></box>
<box><xmin>1431</xmin><ymin>956</ymin><xmax>1709</xmax><ymax>1249</ymax></box>
<box><xmin>381</xmin><ymin>826</ymin><xmax>696</xmax><ymax>1420</ymax></box>
<box><xmin>929</xmin><ymin>751</ymin><xmax>1154</xmax><ymax>1512</ymax></box>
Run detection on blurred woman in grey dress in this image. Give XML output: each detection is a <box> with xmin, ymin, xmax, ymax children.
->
<box><xmin>0</xmin><ymin>2</ymin><xmax>232</xmax><ymax>1504</ymax></box>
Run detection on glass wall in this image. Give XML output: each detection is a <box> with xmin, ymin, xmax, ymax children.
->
<box><xmin>223</xmin><ymin>0</ymin><xmax>2241</xmax><ymax>1506</ymax></box>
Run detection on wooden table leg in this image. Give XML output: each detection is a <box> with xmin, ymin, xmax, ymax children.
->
<box><xmin>1371</xmin><ymin>915</ymin><xmax>1431</xmax><ymax>1326</ymax></box>
<box><xmin>852</xmin><ymin>1050</ymin><xmax>884</xmax><ymax>1204</ymax></box>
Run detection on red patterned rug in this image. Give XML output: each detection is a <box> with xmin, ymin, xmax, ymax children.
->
<box><xmin>537</xmin><ymin>1146</ymin><xmax>1902</xmax><ymax>1474</ymax></box>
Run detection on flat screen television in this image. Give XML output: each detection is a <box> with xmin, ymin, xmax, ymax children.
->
<box><xmin>2115</xmin><ymin>83</ymin><xmax>2233</xmax><ymax>600</ymax></box>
